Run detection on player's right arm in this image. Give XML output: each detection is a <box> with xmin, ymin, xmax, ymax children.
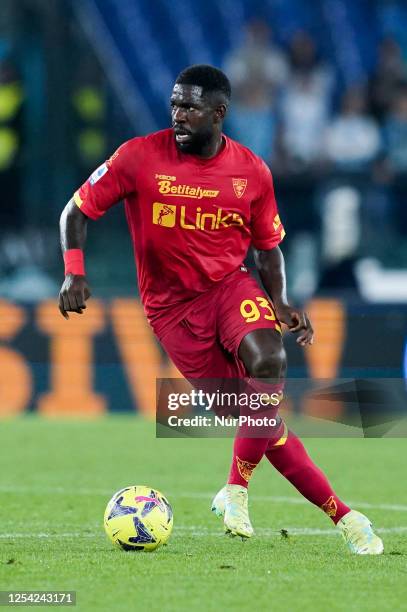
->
<box><xmin>250</xmin><ymin>159</ymin><xmax>314</xmax><ymax>345</ymax></box>
<box><xmin>58</xmin><ymin>199</ymin><xmax>90</xmax><ymax>319</ymax></box>
<box><xmin>58</xmin><ymin>139</ymin><xmax>138</xmax><ymax>319</ymax></box>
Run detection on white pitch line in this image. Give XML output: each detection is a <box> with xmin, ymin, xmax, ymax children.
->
<box><xmin>0</xmin><ymin>485</ymin><xmax>112</xmax><ymax>496</ymax></box>
<box><xmin>0</xmin><ymin>526</ymin><xmax>406</xmax><ymax>539</ymax></box>
<box><xmin>175</xmin><ymin>492</ymin><xmax>407</xmax><ymax>513</ymax></box>
<box><xmin>1</xmin><ymin>485</ymin><xmax>407</xmax><ymax>512</ymax></box>
<box><xmin>182</xmin><ymin>492</ymin><xmax>407</xmax><ymax>513</ymax></box>
<box><xmin>174</xmin><ymin>526</ymin><xmax>407</xmax><ymax>536</ymax></box>
<box><xmin>0</xmin><ymin>533</ymin><xmax>98</xmax><ymax>539</ymax></box>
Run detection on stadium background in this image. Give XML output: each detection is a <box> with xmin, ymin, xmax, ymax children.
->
<box><xmin>1</xmin><ymin>0</ymin><xmax>407</xmax><ymax>417</ymax></box>
<box><xmin>2</xmin><ymin>6</ymin><xmax>407</xmax><ymax>609</ymax></box>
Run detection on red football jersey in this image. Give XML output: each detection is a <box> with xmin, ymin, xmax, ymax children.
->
<box><xmin>73</xmin><ymin>128</ymin><xmax>285</xmax><ymax>336</ymax></box>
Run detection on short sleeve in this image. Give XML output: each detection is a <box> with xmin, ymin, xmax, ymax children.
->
<box><xmin>73</xmin><ymin>139</ymin><xmax>140</xmax><ymax>220</ymax></box>
<box><xmin>250</xmin><ymin>160</ymin><xmax>286</xmax><ymax>250</ymax></box>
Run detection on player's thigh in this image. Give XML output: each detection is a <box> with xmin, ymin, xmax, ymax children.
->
<box><xmin>160</xmin><ymin>319</ymin><xmax>242</xmax><ymax>379</ymax></box>
<box><xmin>216</xmin><ymin>270</ymin><xmax>283</xmax><ymax>365</ymax></box>
<box><xmin>160</xmin><ymin>319</ymin><xmax>244</xmax><ymax>415</ymax></box>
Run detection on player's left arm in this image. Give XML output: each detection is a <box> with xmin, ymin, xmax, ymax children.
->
<box><xmin>250</xmin><ymin>160</ymin><xmax>314</xmax><ymax>346</ymax></box>
<box><xmin>253</xmin><ymin>246</ymin><xmax>313</xmax><ymax>346</ymax></box>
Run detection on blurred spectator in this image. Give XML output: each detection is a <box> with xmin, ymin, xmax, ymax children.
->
<box><xmin>223</xmin><ymin>19</ymin><xmax>289</xmax><ymax>100</ymax></box>
<box><xmin>325</xmin><ymin>87</ymin><xmax>381</xmax><ymax>171</ymax></box>
<box><xmin>383</xmin><ymin>84</ymin><xmax>407</xmax><ymax>234</ymax></box>
<box><xmin>278</xmin><ymin>75</ymin><xmax>329</xmax><ymax>169</ymax></box>
<box><xmin>226</xmin><ymin>79</ymin><xmax>276</xmax><ymax>160</ymax></box>
<box><xmin>318</xmin><ymin>186</ymin><xmax>361</xmax><ymax>290</ymax></box>
<box><xmin>369</xmin><ymin>37</ymin><xmax>407</xmax><ymax>121</ymax></box>
<box><xmin>277</xmin><ymin>32</ymin><xmax>333</xmax><ymax>171</ymax></box>
<box><xmin>223</xmin><ymin>19</ymin><xmax>286</xmax><ymax>160</ymax></box>
<box><xmin>383</xmin><ymin>84</ymin><xmax>407</xmax><ymax>173</ymax></box>
<box><xmin>288</xmin><ymin>31</ymin><xmax>332</xmax><ymax>86</ymax></box>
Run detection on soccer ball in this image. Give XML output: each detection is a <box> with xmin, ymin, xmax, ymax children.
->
<box><xmin>104</xmin><ymin>485</ymin><xmax>173</xmax><ymax>552</ymax></box>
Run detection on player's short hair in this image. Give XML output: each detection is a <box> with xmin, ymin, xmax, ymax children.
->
<box><xmin>175</xmin><ymin>64</ymin><xmax>231</xmax><ymax>103</ymax></box>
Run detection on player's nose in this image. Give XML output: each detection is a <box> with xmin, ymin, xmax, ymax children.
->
<box><xmin>172</xmin><ymin>107</ymin><xmax>187</xmax><ymax>123</ymax></box>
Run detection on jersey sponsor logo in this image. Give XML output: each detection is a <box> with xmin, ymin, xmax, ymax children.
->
<box><xmin>89</xmin><ymin>163</ymin><xmax>108</xmax><ymax>185</ymax></box>
<box><xmin>152</xmin><ymin>203</ymin><xmax>176</xmax><ymax>227</ymax></box>
<box><xmin>155</xmin><ymin>175</ymin><xmax>219</xmax><ymax>199</ymax></box>
<box><xmin>155</xmin><ymin>174</ymin><xmax>176</xmax><ymax>181</ymax></box>
<box><xmin>232</xmin><ymin>178</ymin><xmax>247</xmax><ymax>198</ymax></box>
<box><xmin>152</xmin><ymin>202</ymin><xmax>243</xmax><ymax>231</ymax></box>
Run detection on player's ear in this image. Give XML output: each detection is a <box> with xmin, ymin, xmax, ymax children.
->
<box><xmin>214</xmin><ymin>104</ymin><xmax>227</xmax><ymax>122</ymax></box>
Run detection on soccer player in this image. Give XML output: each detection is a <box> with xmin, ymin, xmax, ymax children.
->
<box><xmin>59</xmin><ymin>65</ymin><xmax>383</xmax><ymax>554</ymax></box>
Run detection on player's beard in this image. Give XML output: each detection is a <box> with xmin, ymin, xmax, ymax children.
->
<box><xmin>174</xmin><ymin>128</ymin><xmax>213</xmax><ymax>155</ymax></box>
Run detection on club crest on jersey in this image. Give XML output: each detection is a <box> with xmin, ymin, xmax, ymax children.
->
<box><xmin>232</xmin><ymin>178</ymin><xmax>247</xmax><ymax>198</ymax></box>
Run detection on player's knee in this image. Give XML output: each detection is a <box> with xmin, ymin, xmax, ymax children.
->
<box><xmin>248</xmin><ymin>345</ymin><xmax>286</xmax><ymax>379</ymax></box>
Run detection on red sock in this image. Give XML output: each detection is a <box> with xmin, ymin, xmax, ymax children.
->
<box><xmin>227</xmin><ymin>379</ymin><xmax>285</xmax><ymax>488</ymax></box>
<box><xmin>265</xmin><ymin>430</ymin><xmax>351</xmax><ymax>524</ymax></box>
<box><xmin>228</xmin><ymin>437</ymin><xmax>270</xmax><ymax>488</ymax></box>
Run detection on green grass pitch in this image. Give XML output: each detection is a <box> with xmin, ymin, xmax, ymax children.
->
<box><xmin>1</xmin><ymin>417</ymin><xmax>407</xmax><ymax>611</ymax></box>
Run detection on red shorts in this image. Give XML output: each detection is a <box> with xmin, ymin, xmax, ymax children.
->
<box><xmin>160</xmin><ymin>267</ymin><xmax>281</xmax><ymax>379</ymax></box>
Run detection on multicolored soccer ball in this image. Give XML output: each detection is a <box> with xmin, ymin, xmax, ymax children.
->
<box><xmin>104</xmin><ymin>485</ymin><xmax>173</xmax><ymax>552</ymax></box>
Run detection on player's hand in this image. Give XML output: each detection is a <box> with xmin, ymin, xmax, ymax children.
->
<box><xmin>58</xmin><ymin>274</ymin><xmax>91</xmax><ymax>319</ymax></box>
<box><xmin>274</xmin><ymin>303</ymin><xmax>314</xmax><ymax>346</ymax></box>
